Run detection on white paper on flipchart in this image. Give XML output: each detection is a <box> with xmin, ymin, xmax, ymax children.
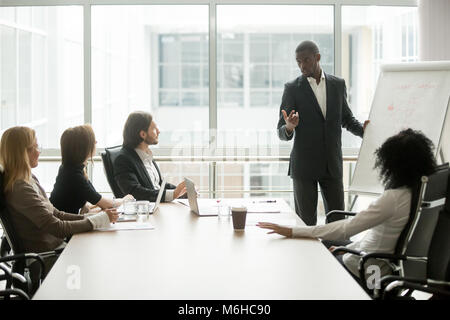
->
<box><xmin>96</xmin><ymin>222</ymin><xmax>155</xmax><ymax>232</ymax></box>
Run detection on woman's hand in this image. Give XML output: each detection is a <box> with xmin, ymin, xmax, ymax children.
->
<box><xmin>256</xmin><ymin>222</ymin><xmax>293</xmax><ymax>237</ymax></box>
<box><xmin>329</xmin><ymin>246</ymin><xmax>345</xmax><ymax>255</ymax></box>
<box><xmin>111</xmin><ymin>194</ymin><xmax>135</xmax><ymax>208</ymax></box>
<box><xmin>105</xmin><ymin>208</ymin><xmax>119</xmax><ymax>224</ymax></box>
<box><xmin>88</xmin><ymin>205</ymin><xmax>102</xmax><ymax>214</ymax></box>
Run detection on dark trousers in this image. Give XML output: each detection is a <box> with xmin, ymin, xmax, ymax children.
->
<box><xmin>293</xmin><ymin>175</ymin><xmax>345</xmax><ymax>226</ymax></box>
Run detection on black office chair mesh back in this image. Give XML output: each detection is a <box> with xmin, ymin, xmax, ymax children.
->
<box><xmin>426</xmin><ymin>208</ymin><xmax>450</xmax><ymax>282</ymax></box>
<box><xmin>400</xmin><ymin>164</ymin><xmax>449</xmax><ymax>278</ymax></box>
<box><xmin>0</xmin><ymin>170</ymin><xmax>25</xmax><ymax>255</ymax></box>
<box><xmin>100</xmin><ymin>145</ymin><xmax>124</xmax><ymax>198</ymax></box>
<box><xmin>445</xmin><ymin>169</ymin><xmax>450</xmax><ymax>212</ymax></box>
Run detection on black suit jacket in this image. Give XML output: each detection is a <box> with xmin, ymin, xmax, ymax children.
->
<box><xmin>113</xmin><ymin>146</ymin><xmax>176</xmax><ymax>202</ymax></box>
<box><xmin>277</xmin><ymin>73</ymin><xmax>363</xmax><ymax>180</ymax></box>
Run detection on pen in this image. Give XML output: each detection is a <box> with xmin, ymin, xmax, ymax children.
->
<box><xmin>253</xmin><ymin>200</ymin><xmax>276</xmax><ymax>203</ymax></box>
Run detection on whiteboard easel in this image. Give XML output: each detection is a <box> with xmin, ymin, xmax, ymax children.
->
<box><xmin>349</xmin><ymin>61</ymin><xmax>450</xmax><ymax>203</ymax></box>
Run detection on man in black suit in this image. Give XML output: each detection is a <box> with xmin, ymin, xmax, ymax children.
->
<box><xmin>113</xmin><ymin>111</ymin><xmax>186</xmax><ymax>202</ymax></box>
<box><xmin>277</xmin><ymin>40</ymin><xmax>369</xmax><ymax>226</ymax></box>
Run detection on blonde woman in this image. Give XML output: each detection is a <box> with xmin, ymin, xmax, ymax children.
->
<box><xmin>0</xmin><ymin>126</ymin><xmax>118</xmax><ymax>256</ymax></box>
<box><xmin>50</xmin><ymin>124</ymin><xmax>133</xmax><ymax>215</ymax></box>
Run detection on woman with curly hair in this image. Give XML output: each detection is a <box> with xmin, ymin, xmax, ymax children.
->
<box><xmin>258</xmin><ymin>128</ymin><xmax>437</xmax><ymax>279</ymax></box>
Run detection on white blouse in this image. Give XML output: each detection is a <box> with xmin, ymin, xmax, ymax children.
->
<box><xmin>292</xmin><ymin>188</ymin><xmax>412</xmax><ymax>276</ymax></box>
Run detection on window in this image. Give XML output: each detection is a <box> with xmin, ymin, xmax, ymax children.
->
<box><xmin>0</xmin><ymin>6</ymin><xmax>83</xmax><ymax>149</ymax></box>
<box><xmin>0</xmin><ymin>1</ymin><xmax>419</xmax><ymax>203</ymax></box>
<box><xmin>159</xmin><ymin>34</ymin><xmax>209</xmax><ymax>108</ymax></box>
<box><xmin>342</xmin><ymin>6</ymin><xmax>418</xmax><ymax>149</ymax></box>
<box><xmin>216</xmin><ymin>5</ymin><xmax>334</xmax><ymax>148</ymax></box>
<box><xmin>91</xmin><ymin>5</ymin><xmax>209</xmax><ymax>148</ymax></box>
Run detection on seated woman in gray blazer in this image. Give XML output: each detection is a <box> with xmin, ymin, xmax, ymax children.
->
<box><xmin>0</xmin><ymin>126</ymin><xmax>118</xmax><ymax>257</ymax></box>
<box><xmin>258</xmin><ymin>129</ymin><xmax>437</xmax><ymax>279</ymax></box>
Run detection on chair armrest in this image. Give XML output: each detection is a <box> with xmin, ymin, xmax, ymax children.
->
<box><xmin>0</xmin><ymin>288</ymin><xmax>30</xmax><ymax>300</ymax></box>
<box><xmin>332</xmin><ymin>246</ymin><xmax>365</xmax><ymax>256</ymax></box>
<box><xmin>383</xmin><ymin>280</ymin><xmax>450</xmax><ymax>299</ymax></box>
<box><xmin>0</xmin><ymin>249</ymin><xmax>62</xmax><ymax>289</ymax></box>
<box><xmin>38</xmin><ymin>248</ymin><xmax>64</xmax><ymax>259</ymax></box>
<box><xmin>0</xmin><ymin>253</ymin><xmax>45</xmax><ymax>278</ymax></box>
<box><xmin>358</xmin><ymin>252</ymin><xmax>407</xmax><ymax>291</ymax></box>
<box><xmin>375</xmin><ymin>275</ymin><xmax>424</xmax><ymax>299</ymax></box>
<box><xmin>326</xmin><ymin>210</ymin><xmax>357</xmax><ymax>223</ymax></box>
<box><xmin>359</xmin><ymin>253</ymin><xmax>429</xmax><ymax>293</ymax></box>
<box><xmin>0</xmin><ymin>263</ymin><xmax>27</xmax><ymax>284</ymax></box>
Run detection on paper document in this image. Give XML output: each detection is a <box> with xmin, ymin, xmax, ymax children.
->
<box><xmin>178</xmin><ymin>198</ymin><xmax>283</xmax><ymax>213</ymax></box>
<box><xmin>246</xmin><ymin>204</ymin><xmax>281</xmax><ymax>213</ymax></box>
<box><xmin>96</xmin><ymin>222</ymin><xmax>155</xmax><ymax>232</ymax></box>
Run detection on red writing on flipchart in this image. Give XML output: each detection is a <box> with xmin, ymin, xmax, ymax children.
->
<box><xmin>396</xmin><ymin>84</ymin><xmax>412</xmax><ymax>89</ymax></box>
<box><xmin>417</xmin><ymin>83</ymin><xmax>438</xmax><ymax>89</ymax></box>
<box><xmin>395</xmin><ymin>83</ymin><xmax>438</xmax><ymax>90</ymax></box>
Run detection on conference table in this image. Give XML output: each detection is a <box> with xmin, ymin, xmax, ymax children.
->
<box><xmin>33</xmin><ymin>199</ymin><xmax>370</xmax><ymax>300</ymax></box>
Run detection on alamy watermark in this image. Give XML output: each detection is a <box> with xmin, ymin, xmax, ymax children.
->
<box><xmin>66</xmin><ymin>265</ymin><xmax>81</xmax><ymax>290</ymax></box>
<box><xmin>365</xmin><ymin>265</ymin><xmax>381</xmax><ymax>290</ymax></box>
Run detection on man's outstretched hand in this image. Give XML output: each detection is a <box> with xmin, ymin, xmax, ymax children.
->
<box><xmin>282</xmin><ymin>109</ymin><xmax>299</xmax><ymax>134</ymax></box>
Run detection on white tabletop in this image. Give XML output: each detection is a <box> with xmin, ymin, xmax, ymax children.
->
<box><xmin>33</xmin><ymin>199</ymin><xmax>370</xmax><ymax>300</ymax></box>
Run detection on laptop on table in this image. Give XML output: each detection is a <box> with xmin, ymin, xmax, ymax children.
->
<box><xmin>184</xmin><ymin>177</ymin><xmax>218</xmax><ymax>216</ymax></box>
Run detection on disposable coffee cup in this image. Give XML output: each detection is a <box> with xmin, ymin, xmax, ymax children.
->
<box><xmin>231</xmin><ymin>206</ymin><xmax>247</xmax><ymax>231</ymax></box>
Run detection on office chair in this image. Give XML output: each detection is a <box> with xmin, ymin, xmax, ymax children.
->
<box><xmin>0</xmin><ymin>170</ymin><xmax>62</xmax><ymax>297</ymax></box>
<box><xmin>330</xmin><ymin>163</ymin><xmax>449</xmax><ymax>295</ymax></box>
<box><xmin>101</xmin><ymin>145</ymin><xmax>124</xmax><ymax>198</ymax></box>
<box><xmin>0</xmin><ymin>288</ymin><xmax>30</xmax><ymax>300</ymax></box>
<box><xmin>377</xmin><ymin>209</ymin><xmax>450</xmax><ymax>299</ymax></box>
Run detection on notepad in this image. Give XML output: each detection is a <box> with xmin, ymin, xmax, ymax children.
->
<box><xmin>96</xmin><ymin>222</ymin><xmax>155</xmax><ymax>232</ymax></box>
<box><xmin>246</xmin><ymin>204</ymin><xmax>281</xmax><ymax>213</ymax></box>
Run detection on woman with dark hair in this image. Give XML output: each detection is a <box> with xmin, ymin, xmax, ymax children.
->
<box><xmin>50</xmin><ymin>124</ymin><xmax>133</xmax><ymax>215</ymax></box>
<box><xmin>258</xmin><ymin>128</ymin><xmax>437</xmax><ymax>279</ymax></box>
<box><xmin>0</xmin><ymin>127</ymin><xmax>119</xmax><ymax>252</ymax></box>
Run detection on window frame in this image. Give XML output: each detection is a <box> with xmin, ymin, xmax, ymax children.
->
<box><xmin>0</xmin><ymin>0</ymin><xmax>418</xmax><ymax>158</ymax></box>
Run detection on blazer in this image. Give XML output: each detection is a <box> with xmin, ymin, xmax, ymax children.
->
<box><xmin>113</xmin><ymin>146</ymin><xmax>176</xmax><ymax>202</ymax></box>
<box><xmin>5</xmin><ymin>175</ymin><xmax>92</xmax><ymax>253</ymax></box>
<box><xmin>277</xmin><ymin>73</ymin><xmax>363</xmax><ymax>180</ymax></box>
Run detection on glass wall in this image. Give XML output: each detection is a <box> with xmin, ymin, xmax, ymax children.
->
<box><xmin>91</xmin><ymin>5</ymin><xmax>209</xmax><ymax>148</ymax></box>
<box><xmin>0</xmin><ymin>2</ymin><xmax>418</xmax><ymax>210</ymax></box>
<box><xmin>341</xmin><ymin>6</ymin><xmax>418</xmax><ymax>149</ymax></box>
<box><xmin>216</xmin><ymin>5</ymin><xmax>334</xmax><ymax>148</ymax></box>
<box><xmin>0</xmin><ymin>6</ymin><xmax>83</xmax><ymax>149</ymax></box>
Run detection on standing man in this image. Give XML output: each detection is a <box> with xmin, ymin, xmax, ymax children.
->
<box><xmin>277</xmin><ymin>40</ymin><xmax>369</xmax><ymax>226</ymax></box>
<box><xmin>114</xmin><ymin>111</ymin><xmax>186</xmax><ymax>202</ymax></box>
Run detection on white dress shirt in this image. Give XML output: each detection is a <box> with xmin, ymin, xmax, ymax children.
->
<box><xmin>307</xmin><ymin>69</ymin><xmax>327</xmax><ymax>118</ymax></box>
<box><xmin>134</xmin><ymin>148</ymin><xmax>174</xmax><ymax>202</ymax></box>
<box><xmin>291</xmin><ymin>187</ymin><xmax>411</xmax><ymax>277</ymax></box>
<box><xmin>284</xmin><ymin>69</ymin><xmax>327</xmax><ymax>137</ymax></box>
